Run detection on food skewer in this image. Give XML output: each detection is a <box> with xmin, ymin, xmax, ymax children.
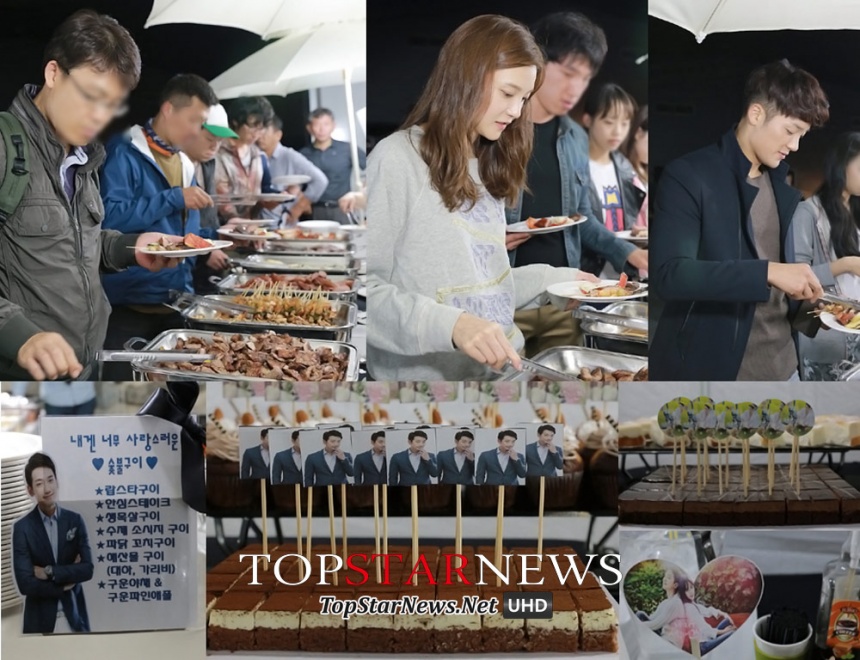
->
<box><xmin>373</xmin><ymin>484</ymin><xmax>382</xmax><ymax>584</ymax></box>
<box><xmin>537</xmin><ymin>476</ymin><xmax>546</xmax><ymax>555</ymax></box>
<box><xmin>658</xmin><ymin>398</ymin><xmax>692</xmax><ymax>494</ymax></box>
<box><xmin>782</xmin><ymin>400</ymin><xmax>815</xmax><ymax>496</ymax></box>
<box><xmin>341</xmin><ymin>484</ymin><xmax>348</xmax><ymax>569</ymax></box>
<box><xmin>691</xmin><ymin>397</ymin><xmax>716</xmax><ymax>496</ymax></box>
<box><xmin>295</xmin><ymin>483</ymin><xmax>304</xmax><ymax>581</ymax></box>
<box><xmin>306</xmin><ymin>487</ymin><xmax>314</xmax><ymax>566</ymax></box>
<box><xmin>759</xmin><ymin>399</ymin><xmax>785</xmax><ymax>497</ymax></box>
<box><xmin>327</xmin><ymin>485</ymin><xmax>338</xmax><ymax>585</ymax></box>
<box><xmin>495</xmin><ymin>485</ymin><xmax>505</xmax><ymax>587</ymax></box>
<box><xmin>736</xmin><ymin>402</ymin><xmax>760</xmax><ymax>498</ymax></box>
<box><xmin>411</xmin><ymin>485</ymin><xmax>419</xmax><ymax>586</ymax></box>
<box><xmin>261</xmin><ymin>480</ymin><xmax>269</xmax><ymax>571</ymax></box>
<box><xmin>455</xmin><ymin>484</ymin><xmax>463</xmax><ymax>583</ymax></box>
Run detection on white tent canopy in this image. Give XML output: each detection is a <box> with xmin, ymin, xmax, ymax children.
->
<box><xmin>650</xmin><ymin>0</ymin><xmax>860</xmax><ymax>42</ymax></box>
<box><xmin>145</xmin><ymin>0</ymin><xmax>365</xmax><ymax>40</ymax></box>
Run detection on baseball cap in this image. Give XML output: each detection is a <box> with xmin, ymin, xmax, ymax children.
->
<box><xmin>203</xmin><ymin>103</ymin><xmax>239</xmax><ymax>138</ymax></box>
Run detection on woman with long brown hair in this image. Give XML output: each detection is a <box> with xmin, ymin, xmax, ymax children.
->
<box><xmin>366</xmin><ymin>14</ymin><xmax>595</xmax><ymax>380</ymax></box>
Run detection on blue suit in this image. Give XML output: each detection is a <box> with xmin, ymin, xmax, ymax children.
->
<box><xmin>388</xmin><ymin>449</ymin><xmax>438</xmax><ymax>486</ymax></box>
<box><xmin>475</xmin><ymin>449</ymin><xmax>526</xmax><ymax>485</ymax></box>
<box><xmin>304</xmin><ymin>450</ymin><xmax>354</xmax><ymax>487</ymax></box>
<box><xmin>353</xmin><ymin>449</ymin><xmax>387</xmax><ymax>485</ymax></box>
<box><xmin>13</xmin><ymin>505</ymin><xmax>93</xmax><ymax>633</ymax></box>
<box><xmin>271</xmin><ymin>448</ymin><xmax>302</xmax><ymax>485</ymax></box>
<box><xmin>240</xmin><ymin>445</ymin><xmax>270</xmax><ymax>480</ymax></box>
<box><xmin>525</xmin><ymin>442</ymin><xmax>563</xmax><ymax>477</ymax></box>
<box><xmin>437</xmin><ymin>448</ymin><xmax>475</xmax><ymax>485</ymax></box>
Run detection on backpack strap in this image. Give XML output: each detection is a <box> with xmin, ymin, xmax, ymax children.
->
<box><xmin>0</xmin><ymin>111</ymin><xmax>30</xmax><ymax>224</ymax></box>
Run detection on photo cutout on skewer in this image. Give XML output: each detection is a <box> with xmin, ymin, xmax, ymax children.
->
<box><xmin>301</xmin><ymin>426</ymin><xmax>354</xmax><ymax>487</ymax></box>
<box><xmin>238</xmin><ymin>426</ymin><xmax>275</xmax><ymax>481</ymax></box>
<box><xmin>435</xmin><ymin>427</ymin><xmax>478</xmax><ymax>485</ymax></box>
<box><xmin>522</xmin><ymin>423</ymin><xmax>564</xmax><ymax>478</ymax></box>
<box><xmin>387</xmin><ymin>427</ymin><xmax>439</xmax><ymax>486</ymax></box>
<box><xmin>474</xmin><ymin>427</ymin><xmax>528</xmax><ymax>486</ymax></box>
<box><xmin>268</xmin><ymin>428</ymin><xmax>304</xmax><ymax>486</ymax></box>
<box><xmin>351</xmin><ymin>429</ymin><xmax>389</xmax><ymax>486</ymax></box>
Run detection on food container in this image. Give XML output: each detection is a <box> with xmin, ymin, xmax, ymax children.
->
<box><xmin>212</xmin><ymin>272</ymin><xmax>358</xmax><ymax>301</ymax></box>
<box><xmin>840</xmin><ymin>363</ymin><xmax>860</xmax><ymax>381</ymax></box>
<box><xmin>579</xmin><ymin>301</ymin><xmax>648</xmax><ymax>357</ymax></box>
<box><xmin>127</xmin><ymin>330</ymin><xmax>359</xmax><ymax>382</ymax></box>
<box><xmin>232</xmin><ymin>254</ymin><xmax>359</xmax><ymax>276</ymax></box>
<box><xmin>257</xmin><ymin>241</ymin><xmax>355</xmax><ymax>257</ymax></box>
<box><xmin>529</xmin><ymin>346</ymin><xmax>647</xmax><ymax>378</ymax></box>
<box><xmin>177</xmin><ymin>295</ymin><xmax>357</xmax><ymax>342</ymax></box>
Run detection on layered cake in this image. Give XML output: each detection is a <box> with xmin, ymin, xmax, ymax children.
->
<box><xmin>620</xmin><ymin>465</ymin><xmax>860</xmax><ymax>525</ymax></box>
<box><xmin>206</xmin><ymin>545</ymin><xmax>619</xmax><ymax>653</ymax></box>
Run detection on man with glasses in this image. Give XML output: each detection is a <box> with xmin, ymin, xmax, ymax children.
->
<box><xmin>99</xmin><ymin>74</ymin><xmax>221</xmax><ymax>380</ymax></box>
<box><xmin>214</xmin><ymin>96</ymin><xmax>282</xmax><ymax>223</ymax></box>
<box><xmin>0</xmin><ymin>10</ymin><xmax>182</xmax><ymax>381</ymax></box>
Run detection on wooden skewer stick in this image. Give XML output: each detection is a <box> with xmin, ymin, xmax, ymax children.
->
<box><xmin>306</xmin><ymin>487</ymin><xmax>314</xmax><ymax>567</ymax></box>
<box><xmin>327</xmin><ymin>485</ymin><xmax>338</xmax><ymax>586</ymax></box>
<box><xmin>495</xmin><ymin>485</ymin><xmax>505</xmax><ymax>587</ymax></box>
<box><xmin>411</xmin><ymin>485</ymin><xmax>419</xmax><ymax>586</ymax></box>
<box><xmin>794</xmin><ymin>435</ymin><xmax>801</xmax><ymax>494</ymax></box>
<box><xmin>703</xmin><ymin>439</ymin><xmax>710</xmax><ymax>484</ymax></box>
<box><xmin>455</xmin><ymin>484</ymin><xmax>463</xmax><ymax>583</ymax></box>
<box><xmin>382</xmin><ymin>485</ymin><xmax>389</xmax><ymax>557</ymax></box>
<box><xmin>744</xmin><ymin>439</ymin><xmax>750</xmax><ymax>499</ymax></box>
<box><xmin>768</xmin><ymin>444</ymin><xmax>775</xmax><ymax>496</ymax></box>
<box><xmin>680</xmin><ymin>432</ymin><xmax>687</xmax><ymax>482</ymax></box>
<box><xmin>537</xmin><ymin>477</ymin><xmax>546</xmax><ymax>556</ymax></box>
<box><xmin>373</xmin><ymin>484</ymin><xmax>382</xmax><ymax>584</ymax></box>
<box><xmin>295</xmin><ymin>483</ymin><xmax>304</xmax><ymax>581</ymax></box>
<box><xmin>671</xmin><ymin>439</ymin><xmax>678</xmax><ymax>494</ymax></box>
<box><xmin>341</xmin><ymin>484</ymin><xmax>348</xmax><ymax>569</ymax></box>
<box><xmin>696</xmin><ymin>440</ymin><xmax>702</xmax><ymax>496</ymax></box>
<box><xmin>259</xmin><ymin>480</ymin><xmax>270</xmax><ymax>571</ymax></box>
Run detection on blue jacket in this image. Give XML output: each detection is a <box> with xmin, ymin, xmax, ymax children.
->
<box><xmin>525</xmin><ymin>442</ymin><xmax>563</xmax><ymax>477</ymax></box>
<box><xmin>240</xmin><ymin>445</ymin><xmax>270</xmax><ymax>480</ymax></box>
<box><xmin>388</xmin><ymin>449</ymin><xmax>438</xmax><ymax>486</ymax></box>
<box><xmin>650</xmin><ymin>129</ymin><xmax>803</xmax><ymax>380</ymax></box>
<box><xmin>100</xmin><ymin>125</ymin><xmax>215</xmax><ymax>305</ymax></box>
<box><xmin>304</xmin><ymin>449</ymin><xmax>354</xmax><ymax>487</ymax></box>
<box><xmin>13</xmin><ymin>505</ymin><xmax>93</xmax><ymax>633</ymax></box>
<box><xmin>271</xmin><ymin>448</ymin><xmax>303</xmax><ymax>485</ymax></box>
<box><xmin>353</xmin><ymin>449</ymin><xmax>387</xmax><ymax>485</ymax></box>
<box><xmin>506</xmin><ymin>115</ymin><xmax>635</xmax><ymax>271</ymax></box>
<box><xmin>475</xmin><ymin>448</ymin><xmax>526</xmax><ymax>485</ymax></box>
<box><xmin>436</xmin><ymin>448</ymin><xmax>475</xmax><ymax>485</ymax></box>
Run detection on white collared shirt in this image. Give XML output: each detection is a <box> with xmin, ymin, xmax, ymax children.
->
<box><xmin>261</xmin><ymin>447</ymin><xmax>270</xmax><ymax>467</ymax></box>
<box><xmin>292</xmin><ymin>448</ymin><xmax>302</xmax><ymax>471</ymax></box>
<box><xmin>454</xmin><ymin>450</ymin><xmax>466</xmax><ymax>471</ymax></box>
<box><xmin>39</xmin><ymin>505</ymin><xmax>63</xmax><ymax>617</ymax></box>
<box><xmin>324</xmin><ymin>450</ymin><xmax>338</xmax><ymax>472</ymax></box>
<box><xmin>497</xmin><ymin>449</ymin><xmax>509</xmax><ymax>472</ymax></box>
<box><xmin>537</xmin><ymin>444</ymin><xmax>548</xmax><ymax>464</ymax></box>
<box><xmin>372</xmin><ymin>451</ymin><xmax>384</xmax><ymax>473</ymax></box>
<box><xmin>409</xmin><ymin>450</ymin><xmax>422</xmax><ymax>472</ymax></box>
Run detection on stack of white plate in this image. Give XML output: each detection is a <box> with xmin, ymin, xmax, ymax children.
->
<box><xmin>1</xmin><ymin>432</ymin><xmax>41</xmax><ymax>609</ymax></box>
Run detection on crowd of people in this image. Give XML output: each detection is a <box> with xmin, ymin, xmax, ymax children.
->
<box><xmin>0</xmin><ymin>9</ymin><xmax>366</xmax><ymax>382</ymax></box>
<box><xmin>367</xmin><ymin>11</ymin><xmax>648</xmax><ymax>380</ymax></box>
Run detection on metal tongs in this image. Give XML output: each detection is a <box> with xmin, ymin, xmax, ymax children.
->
<box><xmin>496</xmin><ymin>357</ymin><xmax>568</xmax><ymax>381</ymax></box>
<box><xmin>166</xmin><ymin>291</ymin><xmax>255</xmax><ymax>316</ymax></box>
<box><xmin>96</xmin><ymin>350</ymin><xmax>215</xmax><ymax>363</ymax></box>
<box><xmin>819</xmin><ymin>291</ymin><xmax>860</xmax><ymax>309</ymax></box>
<box><xmin>573</xmin><ymin>305</ymin><xmax>648</xmax><ymax>332</ymax></box>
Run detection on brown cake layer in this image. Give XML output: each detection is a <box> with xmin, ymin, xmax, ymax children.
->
<box><xmin>481</xmin><ymin>627</ymin><xmax>525</xmax><ymax>653</ymax></box>
<box><xmin>527</xmin><ymin>629</ymin><xmax>578</xmax><ymax>652</ymax></box>
<box><xmin>347</xmin><ymin>627</ymin><xmax>395</xmax><ymax>652</ymax></box>
<box><xmin>621</xmin><ymin>465</ymin><xmax>859</xmax><ymax>525</ymax></box>
<box><xmin>300</xmin><ymin>628</ymin><xmax>346</xmax><ymax>652</ymax></box>
<box><xmin>255</xmin><ymin>628</ymin><xmax>299</xmax><ymax>651</ymax></box>
<box><xmin>391</xmin><ymin>628</ymin><xmax>433</xmax><ymax>653</ymax></box>
<box><xmin>581</xmin><ymin>627</ymin><xmax>619</xmax><ymax>652</ymax></box>
<box><xmin>434</xmin><ymin>629</ymin><xmax>482</xmax><ymax>653</ymax></box>
<box><xmin>208</xmin><ymin>626</ymin><xmax>254</xmax><ymax>651</ymax></box>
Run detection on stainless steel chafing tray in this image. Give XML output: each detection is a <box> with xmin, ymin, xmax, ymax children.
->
<box><xmin>526</xmin><ymin>346</ymin><xmax>647</xmax><ymax>378</ymax></box>
<box><xmin>578</xmin><ymin>301</ymin><xmax>648</xmax><ymax>345</ymax></box>
<box><xmin>211</xmin><ymin>272</ymin><xmax>358</xmax><ymax>301</ymax></box>
<box><xmin>231</xmin><ymin>254</ymin><xmax>359</xmax><ymax>276</ymax></box>
<box><xmin>127</xmin><ymin>329</ymin><xmax>359</xmax><ymax>382</ymax></box>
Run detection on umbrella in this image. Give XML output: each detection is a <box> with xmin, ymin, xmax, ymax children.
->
<box><xmin>145</xmin><ymin>0</ymin><xmax>365</xmax><ymax>39</ymax></box>
<box><xmin>650</xmin><ymin>0</ymin><xmax>860</xmax><ymax>42</ymax></box>
<box><xmin>210</xmin><ymin>20</ymin><xmax>366</xmax><ymax>191</ymax></box>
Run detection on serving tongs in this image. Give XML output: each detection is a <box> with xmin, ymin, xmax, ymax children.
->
<box><xmin>165</xmin><ymin>291</ymin><xmax>255</xmax><ymax>316</ymax></box>
<box><xmin>496</xmin><ymin>357</ymin><xmax>568</xmax><ymax>381</ymax></box>
<box><xmin>818</xmin><ymin>291</ymin><xmax>860</xmax><ymax>309</ymax></box>
<box><xmin>573</xmin><ymin>305</ymin><xmax>648</xmax><ymax>332</ymax></box>
<box><xmin>97</xmin><ymin>349</ymin><xmax>214</xmax><ymax>363</ymax></box>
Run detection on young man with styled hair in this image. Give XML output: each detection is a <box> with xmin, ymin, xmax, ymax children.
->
<box><xmin>0</xmin><ymin>10</ymin><xmax>181</xmax><ymax>381</ymax></box>
<box><xmin>651</xmin><ymin>60</ymin><xmax>829</xmax><ymax>381</ymax></box>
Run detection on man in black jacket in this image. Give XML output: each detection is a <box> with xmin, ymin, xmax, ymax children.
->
<box><xmin>651</xmin><ymin>60</ymin><xmax>828</xmax><ymax>381</ymax></box>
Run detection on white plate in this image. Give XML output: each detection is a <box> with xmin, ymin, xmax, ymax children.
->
<box><xmin>820</xmin><ymin>311</ymin><xmax>860</xmax><ymax>335</ymax></box>
<box><xmin>615</xmin><ymin>229</ymin><xmax>648</xmax><ymax>244</ymax></box>
<box><xmin>211</xmin><ymin>193</ymin><xmax>295</xmax><ymax>203</ymax></box>
<box><xmin>135</xmin><ymin>239</ymin><xmax>233</xmax><ymax>258</ymax></box>
<box><xmin>272</xmin><ymin>174</ymin><xmax>312</xmax><ymax>188</ymax></box>
<box><xmin>506</xmin><ymin>215</ymin><xmax>587</xmax><ymax>234</ymax></box>
<box><xmin>547</xmin><ymin>279</ymin><xmax>648</xmax><ymax>302</ymax></box>
<box><xmin>0</xmin><ymin>433</ymin><xmax>42</xmax><ymax>461</ymax></box>
<box><xmin>216</xmin><ymin>228</ymin><xmax>276</xmax><ymax>240</ymax></box>
<box><xmin>298</xmin><ymin>220</ymin><xmax>341</xmax><ymax>233</ymax></box>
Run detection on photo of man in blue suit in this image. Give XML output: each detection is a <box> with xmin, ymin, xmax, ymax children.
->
<box><xmin>437</xmin><ymin>429</ymin><xmax>475</xmax><ymax>485</ymax></box>
<box><xmin>525</xmin><ymin>425</ymin><xmax>563</xmax><ymax>477</ymax></box>
<box><xmin>304</xmin><ymin>429</ymin><xmax>354</xmax><ymax>487</ymax></box>
<box><xmin>240</xmin><ymin>428</ymin><xmax>272</xmax><ymax>480</ymax></box>
<box><xmin>271</xmin><ymin>430</ymin><xmax>303</xmax><ymax>486</ymax></box>
<box><xmin>353</xmin><ymin>431</ymin><xmax>387</xmax><ymax>485</ymax></box>
<box><xmin>388</xmin><ymin>430</ymin><xmax>438</xmax><ymax>486</ymax></box>
<box><xmin>12</xmin><ymin>452</ymin><xmax>93</xmax><ymax>634</ymax></box>
<box><xmin>476</xmin><ymin>430</ymin><xmax>526</xmax><ymax>486</ymax></box>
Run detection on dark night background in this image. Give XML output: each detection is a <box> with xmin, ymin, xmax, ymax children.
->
<box><xmin>0</xmin><ymin>0</ymin><xmax>313</xmax><ymax>150</ymax></box>
<box><xmin>366</xmin><ymin>0</ymin><xmax>647</xmax><ymax>147</ymax></box>
<box><xmin>650</xmin><ymin>16</ymin><xmax>860</xmax><ymax>197</ymax></box>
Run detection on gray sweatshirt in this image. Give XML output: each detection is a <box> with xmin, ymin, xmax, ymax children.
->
<box><xmin>367</xmin><ymin>126</ymin><xmax>582</xmax><ymax>381</ymax></box>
